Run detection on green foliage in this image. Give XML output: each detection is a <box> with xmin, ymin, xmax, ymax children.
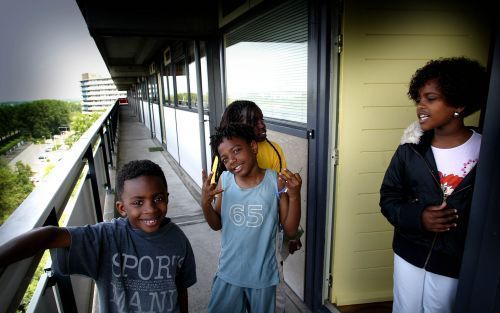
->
<box><xmin>0</xmin><ymin>105</ymin><xmax>21</xmax><ymax>139</ymax></box>
<box><xmin>0</xmin><ymin>138</ymin><xmax>22</xmax><ymax>156</ymax></box>
<box><xmin>64</xmin><ymin>112</ymin><xmax>101</xmax><ymax>148</ymax></box>
<box><xmin>0</xmin><ymin>100</ymin><xmax>80</xmax><ymax>140</ymax></box>
<box><xmin>17</xmin><ymin>251</ymin><xmax>50</xmax><ymax>313</ymax></box>
<box><xmin>42</xmin><ymin>163</ymin><xmax>55</xmax><ymax>178</ymax></box>
<box><xmin>0</xmin><ymin>161</ymin><xmax>34</xmax><ymax>225</ymax></box>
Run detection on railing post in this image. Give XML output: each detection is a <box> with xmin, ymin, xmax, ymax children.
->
<box><xmin>84</xmin><ymin>145</ymin><xmax>103</xmax><ymax>223</ymax></box>
<box><xmin>106</xmin><ymin>120</ymin><xmax>115</xmax><ymax>153</ymax></box>
<box><xmin>45</xmin><ymin>209</ymin><xmax>79</xmax><ymax>313</ymax></box>
<box><xmin>99</xmin><ymin>127</ymin><xmax>112</xmax><ymax>189</ymax></box>
<box><xmin>112</xmin><ymin>105</ymin><xmax>119</xmax><ymax>142</ymax></box>
<box><xmin>104</xmin><ymin>122</ymin><xmax>114</xmax><ymax>167</ymax></box>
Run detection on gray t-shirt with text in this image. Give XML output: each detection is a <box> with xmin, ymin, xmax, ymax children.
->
<box><xmin>55</xmin><ymin>218</ymin><xmax>196</xmax><ymax>313</ymax></box>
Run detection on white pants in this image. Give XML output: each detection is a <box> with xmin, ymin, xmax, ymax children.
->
<box><xmin>393</xmin><ymin>254</ymin><xmax>458</xmax><ymax>313</ymax></box>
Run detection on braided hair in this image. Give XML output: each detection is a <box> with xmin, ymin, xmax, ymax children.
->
<box><xmin>212</xmin><ymin>100</ymin><xmax>282</xmax><ymax>182</ymax></box>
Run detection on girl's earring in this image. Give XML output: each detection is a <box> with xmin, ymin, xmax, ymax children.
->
<box><xmin>453</xmin><ymin>112</ymin><xmax>460</xmax><ymax>118</ymax></box>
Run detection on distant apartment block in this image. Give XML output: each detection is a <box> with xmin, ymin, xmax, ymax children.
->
<box><xmin>80</xmin><ymin>73</ymin><xmax>127</xmax><ymax>112</ymax></box>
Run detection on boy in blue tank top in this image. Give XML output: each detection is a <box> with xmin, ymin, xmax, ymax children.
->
<box><xmin>201</xmin><ymin>123</ymin><xmax>302</xmax><ymax>313</ymax></box>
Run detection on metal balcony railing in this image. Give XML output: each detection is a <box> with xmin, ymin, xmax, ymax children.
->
<box><xmin>0</xmin><ymin>101</ymin><xmax>120</xmax><ymax>313</ymax></box>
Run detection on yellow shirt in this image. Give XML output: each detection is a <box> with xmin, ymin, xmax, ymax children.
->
<box><xmin>211</xmin><ymin>139</ymin><xmax>287</xmax><ymax>183</ymax></box>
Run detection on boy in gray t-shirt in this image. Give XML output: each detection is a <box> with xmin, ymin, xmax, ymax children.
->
<box><xmin>0</xmin><ymin>160</ymin><xmax>196</xmax><ymax>313</ymax></box>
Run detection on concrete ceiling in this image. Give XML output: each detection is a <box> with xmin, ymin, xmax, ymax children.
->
<box><xmin>76</xmin><ymin>1</ymin><xmax>219</xmax><ymax>90</ymax></box>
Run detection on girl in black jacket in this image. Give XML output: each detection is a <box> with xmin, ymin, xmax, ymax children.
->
<box><xmin>380</xmin><ymin>57</ymin><xmax>488</xmax><ymax>313</ymax></box>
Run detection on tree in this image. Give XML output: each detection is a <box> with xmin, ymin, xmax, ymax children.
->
<box><xmin>0</xmin><ymin>105</ymin><xmax>20</xmax><ymax>141</ymax></box>
<box><xmin>0</xmin><ymin>161</ymin><xmax>34</xmax><ymax>225</ymax></box>
<box><xmin>64</xmin><ymin>112</ymin><xmax>101</xmax><ymax>148</ymax></box>
<box><xmin>8</xmin><ymin>100</ymin><xmax>77</xmax><ymax>140</ymax></box>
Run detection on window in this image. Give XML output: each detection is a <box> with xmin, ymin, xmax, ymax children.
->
<box><xmin>224</xmin><ymin>0</ymin><xmax>308</xmax><ymax>124</ymax></box>
<box><xmin>200</xmin><ymin>41</ymin><xmax>209</xmax><ymax>110</ymax></box>
<box><xmin>188</xmin><ymin>43</ymin><xmax>198</xmax><ymax>108</ymax></box>
<box><xmin>161</xmin><ymin>64</ymin><xmax>174</xmax><ymax>106</ymax></box>
<box><xmin>175</xmin><ymin>60</ymin><xmax>189</xmax><ymax>107</ymax></box>
<box><xmin>148</xmin><ymin>75</ymin><xmax>158</xmax><ymax>103</ymax></box>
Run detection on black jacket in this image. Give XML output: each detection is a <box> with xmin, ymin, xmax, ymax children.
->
<box><xmin>380</xmin><ymin>122</ymin><xmax>478</xmax><ymax>278</ymax></box>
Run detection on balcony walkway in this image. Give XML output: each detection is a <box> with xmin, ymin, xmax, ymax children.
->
<box><xmin>113</xmin><ymin>105</ymin><xmax>309</xmax><ymax>313</ymax></box>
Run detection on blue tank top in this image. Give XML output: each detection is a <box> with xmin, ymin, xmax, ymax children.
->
<box><xmin>217</xmin><ymin>169</ymin><xmax>280</xmax><ymax>288</ymax></box>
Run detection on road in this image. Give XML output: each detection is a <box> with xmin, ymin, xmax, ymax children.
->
<box><xmin>8</xmin><ymin>141</ymin><xmax>65</xmax><ymax>185</ymax></box>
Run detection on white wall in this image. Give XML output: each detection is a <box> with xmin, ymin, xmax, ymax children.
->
<box><xmin>142</xmin><ymin>100</ymin><xmax>151</xmax><ymax>131</ymax></box>
<box><xmin>176</xmin><ymin>110</ymin><xmax>204</xmax><ymax>187</ymax></box>
<box><xmin>152</xmin><ymin>104</ymin><xmax>162</xmax><ymax>142</ymax></box>
<box><xmin>163</xmin><ymin>107</ymin><xmax>179</xmax><ymax>162</ymax></box>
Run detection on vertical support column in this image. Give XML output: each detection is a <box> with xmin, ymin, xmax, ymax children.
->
<box><xmin>206</xmin><ymin>38</ymin><xmax>225</xmax><ymax>136</ymax></box>
<box><xmin>305</xmin><ymin>0</ymin><xmax>332</xmax><ymax>311</ymax></box>
<box><xmin>195</xmin><ymin>39</ymin><xmax>208</xmax><ymax>173</ymax></box>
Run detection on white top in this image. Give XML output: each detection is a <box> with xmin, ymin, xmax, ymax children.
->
<box><xmin>431</xmin><ymin>130</ymin><xmax>481</xmax><ymax>196</ymax></box>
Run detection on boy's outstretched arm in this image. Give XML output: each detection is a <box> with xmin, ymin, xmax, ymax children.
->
<box><xmin>278</xmin><ymin>169</ymin><xmax>302</xmax><ymax>237</ymax></box>
<box><xmin>201</xmin><ymin>170</ymin><xmax>223</xmax><ymax>230</ymax></box>
<box><xmin>0</xmin><ymin>226</ymin><xmax>70</xmax><ymax>267</ymax></box>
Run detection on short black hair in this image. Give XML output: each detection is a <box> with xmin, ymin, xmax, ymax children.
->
<box><xmin>210</xmin><ymin>123</ymin><xmax>256</xmax><ymax>159</ymax></box>
<box><xmin>219</xmin><ymin>100</ymin><xmax>263</xmax><ymax>128</ymax></box>
<box><xmin>116</xmin><ymin>160</ymin><xmax>168</xmax><ymax>200</ymax></box>
<box><xmin>408</xmin><ymin>57</ymin><xmax>488</xmax><ymax>117</ymax></box>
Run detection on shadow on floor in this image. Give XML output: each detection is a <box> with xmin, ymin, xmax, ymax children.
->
<box><xmin>337</xmin><ymin>301</ymin><xmax>392</xmax><ymax>313</ymax></box>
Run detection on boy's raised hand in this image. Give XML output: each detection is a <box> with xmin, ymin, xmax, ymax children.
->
<box><xmin>201</xmin><ymin>170</ymin><xmax>223</xmax><ymax>206</ymax></box>
<box><xmin>278</xmin><ymin>168</ymin><xmax>302</xmax><ymax>198</ymax></box>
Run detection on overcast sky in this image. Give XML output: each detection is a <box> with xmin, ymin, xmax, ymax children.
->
<box><xmin>0</xmin><ymin>0</ymin><xmax>109</xmax><ymax>102</ymax></box>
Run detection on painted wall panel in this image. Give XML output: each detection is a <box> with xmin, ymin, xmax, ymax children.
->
<box><xmin>177</xmin><ymin>110</ymin><xmax>203</xmax><ymax>187</ymax></box>
<box><xmin>142</xmin><ymin>101</ymin><xmax>151</xmax><ymax>131</ymax></box>
<box><xmin>153</xmin><ymin>104</ymin><xmax>162</xmax><ymax>143</ymax></box>
<box><xmin>330</xmin><ymin>0</ymin><xmax>490</xmax><ymax>305</ymax></box>
<box><xmin>164</xmin><ymin>107</ymin><xmax>179</xmax><ymax>162</ymax></box>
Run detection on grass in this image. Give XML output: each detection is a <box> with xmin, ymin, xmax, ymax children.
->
<box><xmin>148</xmin><ymin>147</ymin><xmax>164</xmax><ymax>152</ymax></box>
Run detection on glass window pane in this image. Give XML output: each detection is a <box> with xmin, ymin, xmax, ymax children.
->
<box><xmin>224</xmin><ymin>0</ymin><xmax>308</xmax><ymax>123</ymax></box>
<box><xmin>167</xmin><ymin>66</ymin><xmax>174</xmax><ymax>105</ymax></box>
<box><xmin>162</xmin><ymin>75</ymin><xmax>169</xmax><ymax>105</ymax></box>
<box><xmin>188</xmin><ymin>43</ymin><xmax>197</xmax><ymax>108</ymax></box>
<box><xmin>175</xmin><ymin>60</ymin><xmax>188</xmax><ymax>107</ymax></box>
<box><xmin>200</xmin><ymin>41</ymin><xmax>209</xmax><ymax>109</ymax></box>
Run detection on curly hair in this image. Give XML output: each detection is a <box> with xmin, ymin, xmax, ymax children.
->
<box><xmin>210</xmin><ymin>123</ymin><xmax>256</xmax><ymax>159</ymax></box>
<box><xmin>219</xmin><ymin>100</ymin><xmax>263</xmax><ymax>128</ymax></box>
<box><xmin>116</xmin><ymin>160</ymin><xmax>168</xmax><ymax>200</ymax></box>
<box><xmin>408</xmin><ymin>57</ymin><xmax>488</xmax><ymax>117</ymax></box>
